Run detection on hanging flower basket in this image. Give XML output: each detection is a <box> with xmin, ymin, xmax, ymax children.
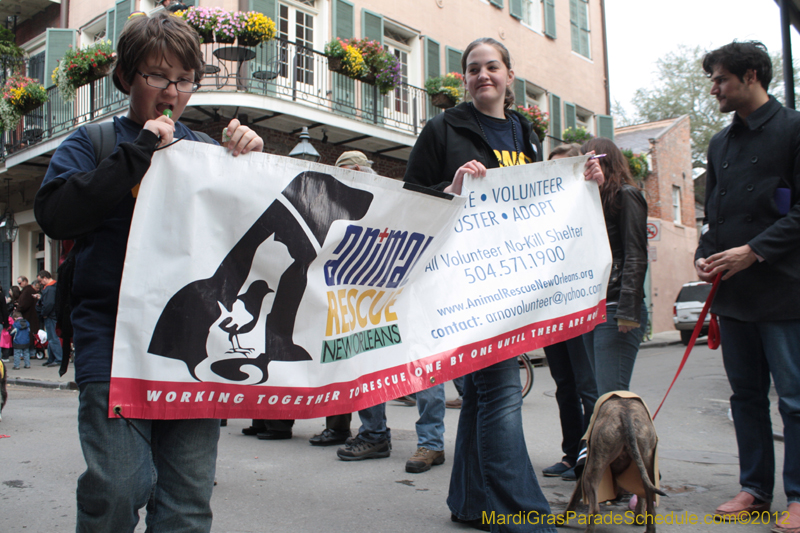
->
<box><xmin>327</xmin><ymin>56</ymin><xmax>345</xmax><ymax>74</ymax></box>
<box><xmin>360</xmin><ymin>72</ymin><xmax>376</xmax><ymax>85</ymax></box>
<box><xmin>431</xmin><ymin>92</ymin><xmax>457</xmax><ymax>109</ymax></box>
<box><xmin>0</xmin><ymin>75</ymin><xmax>48</xmax><ymax>132</ymax></box>
<box><xmin>52</xmin><ymin>40</ymin><xmax>116</xmax><ymax>100</ymax></box>
<box><xmin>425</xmin><ymin>72</ymin><xmax>464</xmax><ymax>109</ymax></box>
<box><xmin>238</xmin><ymin>11</ymin><xmax>276</xmax><ymax>47</ymax></box>
<box><xmin>197</xmin><ymin>29</ymin><xmax>214</xmax><ymax>44</ymax></box>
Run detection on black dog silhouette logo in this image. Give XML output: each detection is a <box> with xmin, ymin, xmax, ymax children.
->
<box><xmin>148</xmin><ymin>171</ymin><xmax>374</xmax><ymax>384</ymax></box>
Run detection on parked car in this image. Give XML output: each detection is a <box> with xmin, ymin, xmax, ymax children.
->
<box><xmin>673</xmin><ymin>281</ymin><xmax>713</xmax><ymax>345</ymax></box>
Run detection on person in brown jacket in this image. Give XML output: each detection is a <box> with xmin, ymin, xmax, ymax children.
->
<box><xmin>15</xmin><ymin>276</ymin><xmax>40</xmax><ymax>337</ymax></box>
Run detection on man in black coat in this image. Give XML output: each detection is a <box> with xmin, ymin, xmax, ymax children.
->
<box><xmin>695</xmin><ymin>41</ymin><xmax>800</xmax><ymax>530</ymax></box>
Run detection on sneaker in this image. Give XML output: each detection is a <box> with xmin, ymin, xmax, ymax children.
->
<box><xmin>405</xmin><ymin>447</ymin><xmax>445</xmax><ymax>473</ymax></box>
<box><xmin>337</xmin><ymin>436</ymin><xmax>391</xmax><ymax>461</ymax></box>
<box><xmin>24</xmin><ymin>365</ymin><xmax>30</xmax><ymax>369</ymax></box>
<box><xmin>309</xmin><ymin>428</ymin><xmax>351</xmax><ymax>446</ymax></box>
<box><xmin>561</xmin><ymin>466</ymin><xmax>577</xmax><ymax>481</ymax></box>
<box><xmin>542</xmin><ymin>461</ymin><xmax>573</xmax><ymax>477</ymax></box>
<box><xmin>445</xmin><ymin>397</ymin><xmax>462</xmax><ymax>409</ymax></box>
<box><xmin>12</xmin><ymin>365</ymin><xmax>19</xmax><ymax>370</ymax></box>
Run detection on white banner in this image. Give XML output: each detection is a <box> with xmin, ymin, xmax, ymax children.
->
<box><xmin>109</xmin><ymin>142</ymin><xmax>610</xmax><ymax>419</ymax></box>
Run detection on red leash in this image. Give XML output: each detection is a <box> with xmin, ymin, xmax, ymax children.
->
<box><xmin>652</xmin><ymin>273</ymin><xmax>722</xmax><ymax>420</ymax></box>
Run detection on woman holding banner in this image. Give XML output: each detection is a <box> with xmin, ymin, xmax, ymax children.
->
<box><xmin>579</xmin><ymin>138</ymin><xmax>648</xmax><ymax>396</ymax></box>
<box><xmin>404</xmin><ymin>37</ymin><xmax>603</xmax><ymax>532</ymax></box>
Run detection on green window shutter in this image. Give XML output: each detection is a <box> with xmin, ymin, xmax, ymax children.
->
<box><xmin>569</xmin><ymin>0</ymin><xmax>580</xmax><ymax>53</ymax></box>
<box><xmin>549</xmin><ymin>93</ymin><xmax>562</xmax><ymax>141</ymax></box>
<box><xmin>597</xmin><ymin>114</ymin><xmax>614</xmax><ymax>140</ymax></box>
<box><xmin>333</xmin><ymin>0</ymin><xmax>355</xmax><ymax>39</ymax></box>
<box><xmin>114</xmin><ymin>0</ymin><xmax>133</xmax><ymax>48</ymax></box>
<box><xmin>44</xmin><ymin>29</ymin><xmax>76</xmax><ymax>89</ymax></box>
<box><xmin>565</xmin><ymin>102</ymin><xmax>576</xmax><ymax>130</ymax></box>
<box><xmin>446</xmin><ymin>46</ymin><xmax>462</xmax><ymax>75</ymax></box>
<box><xmin>490</xmin><ymin>0</ymin><xmax>504</xmax><ymax>7</ymax></box>
<box><xmin>510</xmin><ymin>0</ymin><xmax>523</xmax><ymax>19</ymax></box>
<box><xmin>249</xmin><ymin>0</ymin><xmax>278</xmax><ymax>20</ymax></box>
<box><xmin>426</xmin><ymin>38</ymin><xmax>440</xmax><ymax>80</ymax></box>
<box><xmin>362</xmin><ymin>9</ymin><xmax>383</xmax><ymax>43</ymax></box>
<box><xmin>106</xmin><ymin>9</ymin><xmax>115</xmax><ymax>46</ymax></box>
<box><xmin>578</xmin><ymin>0</ymin><xmax>590</xmax><ymax>58</ymax></box>
<box><xmin>514</xmin><ymin>78</ymin><xmax>526</xmax><ymax>108</ymax></box>
<box><xmin>544</xmin><ymin>0</ymin><xmax>556</xmax><ymax>39</ymax></box>
<box><xmin>182</xmin><ymin>0</ymin><xmax>197</xmax><ymax>5</ymax></box>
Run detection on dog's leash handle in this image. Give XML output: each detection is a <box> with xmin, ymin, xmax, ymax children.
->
<box><xmin>652</xmin><ymin>273</ymin><xmax>722</xmax><ymax>420</ymax></box>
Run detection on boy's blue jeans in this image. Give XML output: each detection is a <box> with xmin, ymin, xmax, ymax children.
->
<box><xmin>12</xmin><ymin>345</ymin><xmax>31</xmax><ymax>368</ymax></box>
<box><xmin>76</xmin><ymin>382</ymin><xmax>220</xmax><ymax>532</ymax></box>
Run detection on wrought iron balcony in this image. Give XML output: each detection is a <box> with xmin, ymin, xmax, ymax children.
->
<box><xmin>1</xmin><ymin>40</ymin><xmax>440</xmax><ymax>162</ymax></box>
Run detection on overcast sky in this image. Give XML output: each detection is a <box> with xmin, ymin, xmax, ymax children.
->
<box><xmin>605</xmin><ymin>0</ymin><xmax>800</xmax><ymax>116</ymax></box>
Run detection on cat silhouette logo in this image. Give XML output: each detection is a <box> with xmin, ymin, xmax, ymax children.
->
<box><xmin>148</xmin><ymin>171</ymin><xmax>374</xmax><ymax>384</ymax></box>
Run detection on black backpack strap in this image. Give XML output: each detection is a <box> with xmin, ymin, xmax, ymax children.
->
<box><xmin>84</xmin><ymin>121</ymin><xmax>118</xmax><ymax>166</ymax></box>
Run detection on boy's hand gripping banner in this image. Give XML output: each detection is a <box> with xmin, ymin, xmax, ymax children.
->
<box><xmin>109</xmin><ymin>142</ymin><xmax>610</xmax><ymax>419</ymax></box>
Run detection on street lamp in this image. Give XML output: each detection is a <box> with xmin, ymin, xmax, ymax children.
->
<box><xmin>288</xmin><ymin>126</ymin><xmax>320</xmax><ymax>162</ymax></box>
<box><xmin>0</xmin><ymin>179</ymin><xmax>18</xmax><ymax>243</ymax></box>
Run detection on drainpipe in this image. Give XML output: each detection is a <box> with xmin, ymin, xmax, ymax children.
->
<box><xmin>60</xmin><ymin>0</ymin><xmax>70</xmax><ymax>29</ymax></box>
<box><xmin>600</xmin><ymin>0</ymin><xmax>611</xmax><ymax>115</ymax></box>
<box><xmin>781</xmin><ymin>0</ymin><xmax>795</xmax><ymax>109</ymax></box>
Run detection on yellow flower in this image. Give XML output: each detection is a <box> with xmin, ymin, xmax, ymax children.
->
<box><xmin>343</xmin><ymin>46</ymin><xmax>366</xmax><ymax>77</ymax></box>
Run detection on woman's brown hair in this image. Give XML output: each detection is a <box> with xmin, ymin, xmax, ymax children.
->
<box><xmin>113</xmin><ymin>12</ymin><xmax>204</xmax><ymax>95</ymax></box>
<box><xmin>581</xmin><ymin>137</ymin><xmax>635</xmax><ymax>216</ymax></box>
<box><xmin>461</xmin><ymin>37</ymin><xmax>515</xmax><ymax>110</ymax></box>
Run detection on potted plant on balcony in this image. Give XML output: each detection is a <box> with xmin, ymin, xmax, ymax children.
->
<box><xmin>237</xmin><ymin>11</ymin><xmax>276</xmax><ymax>47</ymax></box>
<box><xmin>52</xmin><ymin>40</ymin><xmax>116</xmax><ymax>101</ymax></box>
<box><xmin>324</xmin><ymin>39</ymin><xmax>366</xmax><ymax>78</ymax></box>
<box><xmin>346</xmin><ymin>39</ymin><xmax>401</xmax><ymax>95</ymax></box>
<box><xmin>214</xmin><ymin>10</ymin><xmax>244</xmax><ymax>44</ymax></box>
<box><xmin>562</xmin><ymin>126</ymin><xmax>593</xmax><ymax>144</ymax></box>
<box><xmin>516</xmin><ymin>104</ymin><xmax>549</xmax><ymax>142</ymax></box>
<box><xmin>0</xmin><ymin>75</ymin><xmax>47</xmax><ymax>132</ymax></box>
<box><xmin>176</xmin><ymin>6</ymin><xmax>223</xmax><ymax>44</ymax></box>
<box><xmin>425</xmin><ymin>72</ymin><xmax>464</xmax><ymax>109</ymax></box>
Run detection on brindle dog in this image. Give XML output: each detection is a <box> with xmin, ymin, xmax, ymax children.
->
<box><xmin>562</xmin><ymin>396</ymin><xmax>666</xmax><ymax>533</ymax></box>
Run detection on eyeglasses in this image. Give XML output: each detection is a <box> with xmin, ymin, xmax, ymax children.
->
<box><xmin>137</xmin><ymin>71</ymin><xmax>199</xmax><ymax>93</ymax></box>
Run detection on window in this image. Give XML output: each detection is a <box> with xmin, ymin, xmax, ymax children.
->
<box><xmin>383</xmin><ymin>20</ymin><xmax>419</xmax><ymax>117</ymax></box>
<box><xmin>569</xmin><ymin>0</ymin><xmax>590</xmax><ymax>58</ymax></box>
<box><xmin>521</xmin><ymin>0</ymin><xmax>542</xmax><ymax>31</ymax></box>
<box><xmin>672</xmin><ymin>186</ymin><xmax>682</xmax><ymax>224</ymax></box>
<box><xmin>80</xmin><ymin>16</ymin><xmax>108</xmax><ymax>47</ymax></box>
<box><xmin>277</xmin><ymin>3</ymin><xmax>315</xmax><ymax>85</ymax></box>
<box><xmin>575</xmin><ymin>105</ymin><xmax>594</xmax><ymax>135</ymax></box>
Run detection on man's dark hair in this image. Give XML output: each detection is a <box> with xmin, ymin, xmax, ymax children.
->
<box><xmin>38</xmin><ymin>270</ymin><xmax>52</xmax><ymax>280</ymax></box>
<box><xmin>702</xmin><ymin>41</ymin><xmax>772</xmax><ymax>90</ymax></box>
<box><xmin>17</xmin><ymin>276</ymin><xmax>28</xmax><ymax>283</ymax></box>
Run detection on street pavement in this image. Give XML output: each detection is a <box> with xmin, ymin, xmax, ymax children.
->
<box><xmin>0</xmin><ymin>331</ymin><xmax>788</xmax><ymax>532</ymax></box>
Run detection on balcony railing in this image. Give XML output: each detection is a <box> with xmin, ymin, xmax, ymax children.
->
<box><xmin>1</xmin><ymin>40</ymin><xmax>441</xmax><ymax>162</ymax></box>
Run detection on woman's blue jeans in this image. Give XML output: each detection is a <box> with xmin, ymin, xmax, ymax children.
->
<box><xmin>76</xmin><ymin>382</ymin><xmax>220</xmax><ymax>532</ymax></box>
<box><xmin>582</xmin><ymin>303</ymin><xmax>647</xmax><ymax>396</ymax></box>
<box><xmin>447</xmin><ymin>357</ymin><xmax>557</xmax><ymax>532</ymax></box>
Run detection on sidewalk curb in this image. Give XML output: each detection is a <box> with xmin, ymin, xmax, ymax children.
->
<box><xmin>10</xmin><ymin>377</ymin><xmax>78</xmax><ymax>390</ymax></box>
<box><xmin>640</xmin><ymin>340</ymin><xmax>682</xmax><ymax>349</ymax></box>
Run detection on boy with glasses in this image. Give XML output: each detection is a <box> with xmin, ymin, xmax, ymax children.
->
<box><xmin>35</xmin><ymin>12</ymin><xmax>263</xmax><ymax>532</ymax></box>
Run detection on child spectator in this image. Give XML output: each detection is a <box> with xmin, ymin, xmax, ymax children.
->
<box><xmin>1</xmin><ymin>314</ymin><xmax>13</xmax><ymax>363</ymax></box>
<box><xmin>34</xmin><ymin>12</ymin><xmax>263</xmax><ymax>531</ymax></box>
<box><xmin>10</xmin><ymin>311</ymin><xmax>31</xmax><ymax>369</ymax></box>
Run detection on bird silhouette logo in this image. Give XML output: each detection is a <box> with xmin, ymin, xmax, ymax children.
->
<box><xmin>148</xmin><ymin>171</ymin><xmax>374</xmax><ymax>384</ymax></box>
